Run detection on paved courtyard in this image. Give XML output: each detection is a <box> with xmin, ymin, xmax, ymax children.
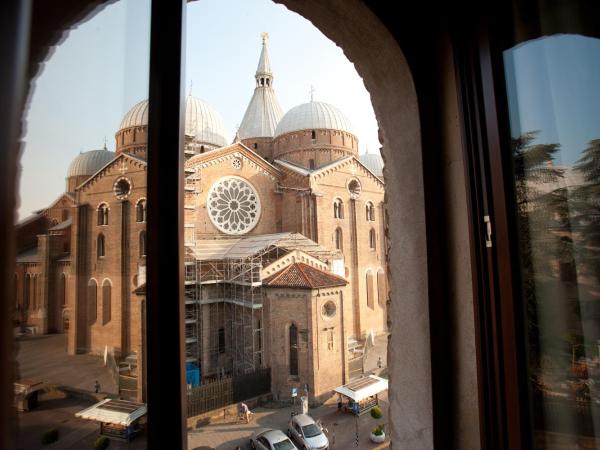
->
<box><xmin>16</xmin><ymin>333</ymin><xmax>117</xmax><ymax>394</ymax></box>
<box><xmin>14</xmin><ymin>333</ymin><xmax>142</xmax><ymax>449</ymax></box>
<box><xmin>188</xmin><ymin>393</ymin><xmax>390</xmax><ymax>450</ymax></box>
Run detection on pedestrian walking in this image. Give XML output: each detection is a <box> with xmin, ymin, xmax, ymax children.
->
<box><xmin>239</xmin><ymin>402</ymin><xmax>251</xmax><ymax>423</ymax></box>
<box><xmin>94</xmin><ymin>380</ymin><xmax>101</xmax><ymax>393</ymax></box>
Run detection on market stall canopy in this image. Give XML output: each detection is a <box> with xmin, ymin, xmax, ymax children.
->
<box><xmin>333</xmin><ymin>375</ymin><xmax>388</xmax><ymax>402</ymax></box>
<box><xmin>76</xmin><ymin>399</ymin><xmax>147</xmax><ymax>426</ymax></box>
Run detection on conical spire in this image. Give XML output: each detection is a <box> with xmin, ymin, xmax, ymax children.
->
<box><xmin>237</xmin><ymin>33</ymin><xmax>283</xmax><ymax>140</ymax></box>
<box><xmin>255</xmin><ymin>32</ymin><xmax>272</xmax><ymax>84</ymax></box>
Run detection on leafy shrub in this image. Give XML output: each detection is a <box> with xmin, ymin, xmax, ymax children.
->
<box><xmin>94</xmin><ymin>436</ymin><xmax>110</xmax><ymax>450</ymax></box>
<box><xmin>370</xmin><ymin>405</ymin><xmax>383</xmax><ymax>419</ymax></box>
<box><xmin>41</xmin><ymin>428</ymin><xmax>59</xmax><ymax>445</ymax></box>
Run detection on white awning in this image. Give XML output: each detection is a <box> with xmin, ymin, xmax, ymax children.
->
<box><xmin>333</xmin><ymin>375</ymin><xmax>388</xmax><ymax>402</ymax></box>
<box><xmin>76</xmin><ymin>399</ymin><xmax>147</xmax><ymax>426</ymax></box>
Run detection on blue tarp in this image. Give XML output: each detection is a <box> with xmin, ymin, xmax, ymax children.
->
<box><xmin>186</xmin><ymin>362</ymin><xmax>201</xmax><ymax>387</ymax></box>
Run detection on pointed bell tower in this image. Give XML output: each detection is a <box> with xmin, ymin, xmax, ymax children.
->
<box><xmin>237</xmin><ymin>33</ymin><xmax>284</xmax><ymax>161</ymax></box>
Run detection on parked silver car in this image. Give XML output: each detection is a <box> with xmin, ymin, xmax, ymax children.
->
<box><xmin>250</xmin><ymin>428</ymin><xmax>298</xmax><ymax>450</ymax></box>
<box><xmin>288</xmin><ymin>414</ymin><xmax>329</xmax><ymax>450</ymax></box>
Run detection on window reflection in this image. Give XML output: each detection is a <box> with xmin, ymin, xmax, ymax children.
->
<box><xmin>504</xmin><ymin>34</ymin><xmax>600</xmax><ymax>449</ymax></box>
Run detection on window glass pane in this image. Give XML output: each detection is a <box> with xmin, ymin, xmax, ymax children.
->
<box><xmin>15</xmin><ymin>1</ymin><xmax>150</xmax><ymax>447</ymax></box>
<box><xmin>504</xmin><ymin>34</ymin><xmax>600</xmax><ymax>449</ymax></box>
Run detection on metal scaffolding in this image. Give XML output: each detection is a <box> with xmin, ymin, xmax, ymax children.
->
<box><xmin>183</xmin><ymin>232</ymin><xmax>332</xmax><ymax>381</ymax></box>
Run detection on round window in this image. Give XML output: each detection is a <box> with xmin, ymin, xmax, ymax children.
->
<box><xmin>322</xmin><ymin>301</ymin><xmax>337</xmax><ymax>319</ymax></box>
<box><xmin>348</xmin><ymin>179</ymin><xmax>361</xmax><ymax>199</ymax></box>
<box><xmin>114</xmin><ymin>177</ymin><xmax>132</xmax><ymax>200</ymax></box>
<box><xmin>231</xmin><ymin>158</ymin><xmax>242</xmax><ymax>170</ymax></box>
<box><xmin>207</xmin><ymin>176</ymin><xmax>261</xmax><ymax>235</ymax></box>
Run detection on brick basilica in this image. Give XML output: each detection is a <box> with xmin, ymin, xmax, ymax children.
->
<box><xmin>14</xmin><ymin>35</ymin><xmax>388</xmax><ymax>403</ymax></box>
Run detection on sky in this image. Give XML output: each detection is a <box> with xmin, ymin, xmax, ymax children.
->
<box><xmin>18</xmin><ymin>0</ymin><xmax>380</xmax><ymax>220</ymax></box>
<box><xmin>504</xmin><ymin>34</ymin><xmax>600</xmax><ymax>165</ymax></box>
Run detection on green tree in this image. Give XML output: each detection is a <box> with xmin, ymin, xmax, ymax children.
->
<box><xmin>512</xmin><ymin>131</ymin><xmax>574</xmax><ymax>374</ymax></box>
<box><xmin>573</xmin><ymin>139</ymin><xmax>600</xmax><ymax>282</ymax></box>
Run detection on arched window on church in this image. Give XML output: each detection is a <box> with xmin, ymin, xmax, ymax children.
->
<box><xmin>32</xmin><ymin>276</ymin><xmax>38</xmax><ymax>310</ymax></box>
<box><xmin>369</xmin><ymin>228</ymin><xmax>376</xmax><ymax>250</ymax></box>
<box><xmin>136</xmin><ymin>199</ymin><xmax>147</xmax><ymax>223</ymax></box>
<box><xmin>97</xmin><ymin>234</ymin><xmax>105</xmax><ymax>258</ymax></box>
<box><xmin>102</xmin><ymin>279</ymin><xmax>111</xmax><ymax>325</ymax></box>
<box><xmin>59</xmin><ymin>273</ymin><xmax>67</xmax><ymax>307</ymax></box>
<box><xmin>289</xmin><ymin>323</ymin><xmax>299</xmax><ymax>376</ymax></box>
<box><xmin>200</xmin><ymin>145</ymin><xmax>205</xmax><ymax>154</ymax></box>
<box><xmin>309</xmin><ymin>159</ymin><xmax>315</xmax><ymax>170</ymax></box>
<box><xmin>139</xmin><ymin>231</ymin><xmax>146</xmax><ymax>257</ymax></box>
<box><xmin>335</xmin><ymin>227</ymin><xmax>343</xmax><ymax>251</ymax></box>
<box><xmin>333</xmin><ymin>199</ymin><xmax>344</xmax><ymax>219</ymax></box>
<box><xmin>311</xmin><ymin>130</ymin><xmax>316</xmax><ymax>143</ymax></box>
<box><xmin>366</xmin><ymin>270</ymin><xmax>375</xmax><ymax>310</ymax></box>
<box><xmin>87</xmin><ymin>279</ymin><xmax>97</xmax><ymax>325</ymax></box>
<box><xmin>23</xmin><ymin>275</ymin><xmax>29</xmax><ymax>311</ymax></box>
<box><xmin>97</xmin><ymin>203</ymin><xmax>108</xmax><ymax>226</ymax></box>
<box><xmin>366</xmin><ymin>201</ymin><xmax>375</xmax><ymax>221</ymax></box>
<box><xmin>377</xmin><ymin>269</ymin><xmax>386</xmax><ymax>307</ymax></box>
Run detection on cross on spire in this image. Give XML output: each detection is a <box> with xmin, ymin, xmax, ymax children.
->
<box><xmin>309</xmin><ymin>85</ymin><xmax>315</xmax><ymax>102</ymax></box>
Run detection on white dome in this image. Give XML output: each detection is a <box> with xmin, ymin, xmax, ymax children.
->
<box><xmin>118</xmin><ymin>96</ymin><xmax>230</xmax><ymax>148</ymax></box>
<box><xmin>359</xmin><ymin>153</ymin><xmax>384</xmax><ymax>177</ymax></box>
<box><xmin>274</xmin><ymin>101</ymin><xmax>354</xmax><ymax>137</ymax></box>
<box><xmin>67</xmin><ymin>148</ymin><xmax>116</xmax><ymax>178</ymax></box>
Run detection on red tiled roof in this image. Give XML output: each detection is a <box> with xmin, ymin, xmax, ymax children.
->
<box><xmin>263</xmin><ymin>262</ymin><xmax>347</xmax><ymax>289</ymax></box>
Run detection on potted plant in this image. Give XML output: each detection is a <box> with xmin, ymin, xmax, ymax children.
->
<box><xmin>370</xmin><ymin>405</ymin><xmax>385</xmax><ymax>443</ymax></box>
<box><xmin>40</xmin><ymin>428</ymin><xmax>59</xmax><ymax>449</ymax></box>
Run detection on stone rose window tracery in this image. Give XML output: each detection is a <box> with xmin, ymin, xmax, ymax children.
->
<box><xmin>207</xmin><ymin>176</ymin><xmax>261</xmax><ymax>235</ymax></box>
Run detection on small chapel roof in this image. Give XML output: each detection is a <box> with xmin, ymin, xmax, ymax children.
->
<box><xmin>263</xmin><ymin>262</ymin><xmax>347</xmax><ymax>289</ymax></box>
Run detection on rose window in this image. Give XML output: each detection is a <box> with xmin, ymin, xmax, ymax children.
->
<box><xmin>207</xmin><ymin>177</ymin><xmax>261</xmax><ymax>235</ymax></box>
<box><xmin>231</xmin><ymin>158</ymin><xmax>242</xmax><ymax>170</ymax></box>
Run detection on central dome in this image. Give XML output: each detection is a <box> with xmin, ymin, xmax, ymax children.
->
<box><xmin>274</xmin><ymin>101</ymin><xmax>354</xmax><ymax>137</ymax></box>
<box><xmin>118</xmin><ymin>96</ymin><xmax>230</xmax><ymax>148</ymax></box>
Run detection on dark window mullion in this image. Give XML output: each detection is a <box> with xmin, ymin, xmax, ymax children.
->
<box><xmin>145</xmin><ymin>1</ymin><xmax>187</xmax><ymax>449</ymax></box>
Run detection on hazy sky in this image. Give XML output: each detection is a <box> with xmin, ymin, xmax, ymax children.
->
<box><xmin>504</xmin><ymin>34</ymin><xmax>600</xmax><ymax>165</ymax></box>
<box><xmin>18</xmin><ymin>0</ymin><xmax>380</xmax><ymax>220</ymax></box>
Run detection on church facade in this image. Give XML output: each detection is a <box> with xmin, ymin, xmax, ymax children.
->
<box><xmin>14</xmin><ymin>35</ymin><xmax>388</xmax><ymax>404</ymax></box>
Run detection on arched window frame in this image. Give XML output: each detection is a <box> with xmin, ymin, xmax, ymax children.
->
<box><xmin>369</xmin><ymin>228</ymin><xmax>376</xmax><ymax>250</ymax></box>
<box><xmin>333</xmin><ymin>198</ymin><xmax>344</xmax><ymax>219</ymax></box>
<box><xmin>366</xmin><ymin>201</ymin><xmax>375</xmax><ymax>221</ymax></box>
<box><xmin>102</xmin><ymin>279</ymin><xmax>111</xmax><ymax>325</ymax></box>
<box><xmin>289</xmin><ymin>322</ymin><xmax>299</xmax><ymax>377</ymax></box>
<box><xmin>139</xmin><ymin>230</ymin><xmax>147</xmax><ymax>257</ymax></box>
<box><xmin>87</xmin><ymin>279</ymin><xmax>98</xmax><ymax>326</ymax></box>
<box><xmin>97</xmin><ymin>233</ymin><xmax>105</xmax><ymax>258</ymax></box>
<box><xmin>97</xmin><ymin>202</ymin><xmax>109</xmax><ymax>226</ymax></box>
<box><xmin>335</xmin><ymin>227</ymin><xmax>343</xmax><ymax>251</ymax></box>
<box><xmin>136</xmin><ymin>198</ymin><xmax>147</xmax><ymax>223</ymax></box>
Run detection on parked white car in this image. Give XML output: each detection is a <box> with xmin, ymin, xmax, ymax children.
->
<box><xmin>288</xmin><ymin>414</ymin><xmax>329</xmax><ymax>450</ymax></box>
<box><xmin>250</xmin><ymin>428</ymin><xmax>298</xmax><ymax>450</ymax></box>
